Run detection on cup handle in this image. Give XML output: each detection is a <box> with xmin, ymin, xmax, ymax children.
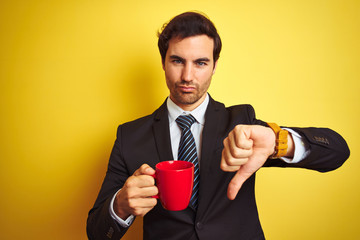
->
<box><xmin>151</xmin><ymin>173</ymin><xmax>159</xmax><ymax>199</ymax></box>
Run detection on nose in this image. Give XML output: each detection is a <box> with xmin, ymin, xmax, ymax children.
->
<box><xmin>181</xmin><ymin>63</ymin><xmax>194</xmax><ymax>82</ymax></box>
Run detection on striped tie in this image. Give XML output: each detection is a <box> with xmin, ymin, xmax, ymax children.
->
<box><xmin>176</xmin><ymin>114</ymin><xmax>199</xmax><ymax>209</ymax></box>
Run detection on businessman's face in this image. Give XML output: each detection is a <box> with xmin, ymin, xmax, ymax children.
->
<box><xmin>162</xmin><ymin>34</ymin><xmax>217</xmax><ymax>111</ymax></box>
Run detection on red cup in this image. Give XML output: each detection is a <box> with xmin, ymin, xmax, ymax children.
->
<box><xmin>153</xmin><ymin>160</ymin><xmax>194</xmax><ymax>211</ymax></box>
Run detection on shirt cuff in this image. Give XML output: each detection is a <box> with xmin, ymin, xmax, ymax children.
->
<box><xmin>109</xmin><ymin>189</ymin><xmax>135</xmax><ymax>228</ymax></box>
<box><xmin>281</xmin><ymin>128</ymin><xmax>310</xmax><ymax>164</ymax></box>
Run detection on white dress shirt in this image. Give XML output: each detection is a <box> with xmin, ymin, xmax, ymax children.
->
<box><xmin>109</xmin><ymin>93</ymin><xmax>309</xmax><ymax>227</ymax></box>
<box><xmin>167</xmin><ymin>94</ymin><xmax>209</xmax><ymax>161</ymax></box>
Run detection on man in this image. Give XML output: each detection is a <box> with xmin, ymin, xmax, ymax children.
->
<box><xmin>87</xmin><ymin>12</ymin><xmax>350</xmax><ymax>239</ymax></box>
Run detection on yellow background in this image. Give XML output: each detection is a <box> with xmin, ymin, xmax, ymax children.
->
<box><xmin>1</xmin><ymin>0</ymin><xmax>359</xmax><ymax>239</ymax></box>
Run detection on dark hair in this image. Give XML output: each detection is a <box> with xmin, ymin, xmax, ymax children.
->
<box><xmin>157</xmin><ymin>11</ymin><xmax>222</xmax><ymax>64</ymax></box>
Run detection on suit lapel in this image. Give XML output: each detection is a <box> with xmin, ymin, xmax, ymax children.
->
<box><xmin>199</xmin><ymin>97</ymin><xmax>224</xmax><ymax>171</ymax></box>
<box><xmin>196</xmin><ymin>97</ymin><xmax>225</xmax><ymax>215</ymax></box>
<box><xmin>153</xmin><ymin>99</ymin><xmax>174</xmax><ymax>162</ymax></box>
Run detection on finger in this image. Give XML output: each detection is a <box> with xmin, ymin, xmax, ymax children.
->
<box><xmin>127</xmin><ymin>185</ymin><xmax>158</xmax><ymax>199</ymax></box>
<box><xmin>136</xmin><ymin>198</ymin><xmax>157</xmax><ymax>208</ymax></box>
<box><xmin>143</xmin><ymin>166</ymin><xmax>156</xmax><ymax>175</ymax></box>
<box><xmin>136</xmin><ymin>185</ymin><xmax>159</xmax><ymax>198</ymax></box>
<box><xmin>225</xmin><ymin>129</ymin><xmax>253</xmax><ymax>159</ymax></box>
<box><xmin>220</xmin><ymin>149</ymin><xmax>241</xmax><ymax>172</ymax></box>
<box><xmin>227</xmin><ymin>168</ymin><xmax>249</xmax><ymax>200</ymax></box>
<box><xmin>125</xmin><ymin>175</ymin><xmax>155</xmax><ymax>189</ymax></box>
<box><xmin>142</xmin><ymin>186</ymin><xmax>158</xmax><ymax>198</ymax></box>
<box><xmin>128</xmin><ymin>198</ymin><xmax>158</xmax><ymax>216</ymax></box>
<box><xmin>133</xmin><ymin>164</ymin><xmax>148</xmax><ymax>176</ymax></box>
<box><xmin>233</xmin><ymin>126</ymin><xmax>253</xmax><ymax>150</ymax></box>
<box><xmin>222</xmin><ymin>138</ymin><xmax>250</xmax><ymax>166</ymax></box>
<box><xmin>134</xmin><ymin>206</ymin><xmax>157</xmax><ymax>217</ymax></box>
<box><xmin>133</xmin><ymin>164</ymin><xmax>155</xmax><ymax>176</ymax></box>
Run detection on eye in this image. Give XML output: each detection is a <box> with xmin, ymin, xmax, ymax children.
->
<box><xmin>172</xmin><ymin>59</ymin><xmax>183</xmax><ymax>64</ymax></box>
<box><xmin>196</xmin><ymin>61</ymin><xmax>207</xmax><ymax>66</ymax></box>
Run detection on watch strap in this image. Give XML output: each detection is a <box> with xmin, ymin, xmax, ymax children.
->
<box><xmin>267</xmin><ymin>122</ymin><xmax>288</xmax><ymax>159</ymax></box>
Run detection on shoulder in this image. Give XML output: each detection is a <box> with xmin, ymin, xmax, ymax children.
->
<box><xmin>226</xmin><ymin>104</ymin><xmax>255</xmax><ymax>115</ymax></box>
<box><xmin>116</xmin><ymin>101</ymin><xmax>167</xmax><ymax>136</ymax></box>
<box><xmin>116</xmin><ymin>112</ymin><xmax>156</xmax><ymax>138</ymax></box>
<box><xmin>121</xmin><ymin>113</ymin><xmax>154</xmax><ymax>129</ymax></box>
<box><xmin>225</xmin><ymin>104</ymin><xmax>258</xmax><ymax>125</ymax></box>
<box><xmin>207</xmin><ymin>96</ymin><xmax>260</xmax><ymax>124</ymax></box>
<box><xmin>208</xmin><ymin>96</ymin><xmax>254</xmax><ymax>114</ymax></box>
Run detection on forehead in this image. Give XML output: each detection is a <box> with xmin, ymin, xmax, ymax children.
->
<box><xmin>167</xmin><ymin>35</ymin><xmax>214</xmax><ymax>60</ymax></box>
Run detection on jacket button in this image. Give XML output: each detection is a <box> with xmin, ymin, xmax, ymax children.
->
<box><xmin>196</xmin><ymin>222</ymin><xmax>203</xmax><ymax>230</ymax></box>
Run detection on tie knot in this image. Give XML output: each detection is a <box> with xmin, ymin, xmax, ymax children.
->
<box><xmin>176</xmin><ymin>114</ymin><xmax>196</xmax><ymax>130</ymax></box>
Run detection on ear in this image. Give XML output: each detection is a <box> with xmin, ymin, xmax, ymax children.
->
<box><xmin>212</xmin><ymin>60</ymin><xmax>218</xmax><ymax>74</ymax></box>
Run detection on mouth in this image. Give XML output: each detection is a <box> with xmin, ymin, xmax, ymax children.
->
<box><xmin>177</xmin><ymin>85</ymin><xmax>196</xmax><ymax>93</ymax></box>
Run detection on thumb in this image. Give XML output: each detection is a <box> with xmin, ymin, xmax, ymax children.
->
<box><xmin>227</xmin><ymin>167</ymin><xmax>251</xmax><ymax>200</ymax></box>
<box><xmin>134</xmin><ymin>164</ymin><xmax>155</xmax><ymax>176</ymax></box>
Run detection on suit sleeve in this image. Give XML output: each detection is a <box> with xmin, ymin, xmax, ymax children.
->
<box><xmin>86</xmin><ymin>125</ymin><xmax>132</xmax><ymax>239</ymax></box>
<box><xmin>242</xmin><ymin>104</ymin><xmax>350</xmax><ymax>172</ymax></box>
<box><xmin>263</xmin><ymin>127</ymin><xmax>350</xmax><ymax>172</ymax></box>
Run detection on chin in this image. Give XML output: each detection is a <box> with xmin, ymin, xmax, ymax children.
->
<box><xmin>178</xmin><ymin>94</ymin><xmax>199</xmax><ymax>104</ymax></box>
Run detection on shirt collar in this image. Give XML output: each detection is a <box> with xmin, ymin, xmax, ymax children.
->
<box><xmin>167</xmin><ymin>93</ymin><xmax>209</xmax><ymax>126</ymax></box>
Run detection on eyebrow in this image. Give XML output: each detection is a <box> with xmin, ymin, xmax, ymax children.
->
<box><xmin>169</xmin><ymin>55</ymin><xmax>211</xmax><ymax>62</ymax></box>
<box><xmin>195</xmin><ymin>57</ymin><xmax>210</xmax><ymax>63</ymax></box>
<box><xmin>169</xmin><ymin>55</ymin><xmax>185</xmax><ymax>62</ymax></box>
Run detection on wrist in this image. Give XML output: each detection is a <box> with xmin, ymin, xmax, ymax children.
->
<box><xmin>284</xmin><ymin>133</ymin><xmax>294</xmax><ymax>158</ymax></box>
<box><xmin>113</xmin><ymin>190</ymin><xmax>131</xmax><ymax>220</ymax></box>
<box><xmin>110</xmin><ymin>189</ymin><xmax>134</xmax><ymax>227</ymax></box>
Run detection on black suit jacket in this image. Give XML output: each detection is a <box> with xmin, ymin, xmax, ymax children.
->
<box><xmin>87</xmin><ymin>97</ymin><xmax>350</xmax><ymax>240</ymax></box>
